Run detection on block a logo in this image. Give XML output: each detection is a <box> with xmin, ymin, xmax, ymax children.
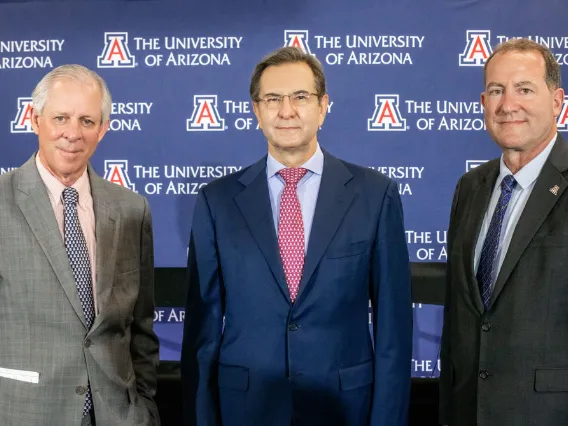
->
<box><xmin>104</xmin><ymin>160</ymin><xmax>136</xmax><ymax>191</ymax></box>
<box><xmin>459</xmin><ymin>30</ymin><xmax>492</xmax><ymax>67</ymax></box>
<box><xmin>284</xmin><ymin>30</ymin><xmax>312</xmax><ymax>54</ymax></box>
<box><xmin>557</xmin><ymin>95</ymin><xmax>568</xmax><ymax>131</ymax></box>
<box><xmin>186</xmin><ymin>95</ymin><xmax>225</xmax><ymax>131</ymax></box>
<box><xmin>368</xmin><ymin>94</ymin><xmax>407</xmax><ymax>131</ymax></box>
<box><xmin>11</xmin><ymin>97</ymin><xmax>34</xmax><ymax>133</ymax></box>
<box><xmin>97</xmin><ymin>32</ymin><xmax>136</xmax><ymax>68</ymax></box>
<box><xmin>466</xmin><ymin>160</ymin><xmax>488</xmax><ymax>172</ymax></box>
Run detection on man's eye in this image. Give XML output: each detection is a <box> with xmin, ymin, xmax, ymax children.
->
<box><xmin>54</xmin><ymin>116</ymin><xmax>65</xmax><ymax>123</ymax></box>
<box><xmin>294</xmin><ymin>95</ymin><xmax>308</xmax><ymax>101</ymax></box>
<box><xmin>266</xmin><ymin>97</ymin><xmax>280</xmax><ymax>103</ymax></box>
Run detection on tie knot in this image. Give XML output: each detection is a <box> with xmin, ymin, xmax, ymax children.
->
<box><xmin>279</xmin><ymin>168</ymin><xmax>308</xmax><ymax>185</ymax></box>
<box><xmin>501</xmin><ymin>175</ymin><xmax>516</xmax><ymax>194</ymax></box>
<box><xmin>62</xmin><ymin>187</ymin><xmax>79</xmax><ymax>206</ymax></box>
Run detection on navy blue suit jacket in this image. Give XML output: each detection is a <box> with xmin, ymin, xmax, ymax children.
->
<box><xmin>182</xmin><ymin>150</ymin><xmax>412</xmax><ymax>426</ymax></box>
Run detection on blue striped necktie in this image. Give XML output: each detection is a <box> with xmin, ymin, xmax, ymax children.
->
<box><xmin>476</xmin><ymin>175</ymin><xmax>517</xmax><ymax>310</ymax></box>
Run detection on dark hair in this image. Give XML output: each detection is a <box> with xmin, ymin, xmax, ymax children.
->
<box><xmin>250</xmin><ymin>46</ymin><xmax>326</xmax><ymax>102</ymax></box>
<box><xmin>484</xmin><ymin>38</ymin><xmax>561</xmax><ymax>89</ymax></box>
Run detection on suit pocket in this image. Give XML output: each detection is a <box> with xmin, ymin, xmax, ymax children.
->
<box><xmin>339</xmin><ymin>360</ymin><xmax>373</xmax><ymax>391</ymax></box>
<box><xmin>218</xmin><ymin>364</ymin><xmax>249</xmax><ymax>391</ymax></box>
<box><xmin>534</xmin><ymin>368</ymin><xmax>568</xmax><ymax>392</ymax></box>
<box><xmin>116</xmin><ymin>257</ymin><xmax>139</xmax><ymax>275</ymax></box>
<box><xmin>327</xmin><ymin>240</ymin><xmax>371</xmax><ymax>259</ymax></box>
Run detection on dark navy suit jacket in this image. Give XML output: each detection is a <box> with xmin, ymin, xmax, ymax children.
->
<box><xmin>182</xmin><ymin>150</ymin><xmax>412</xmax><ymax>426</ymax></box>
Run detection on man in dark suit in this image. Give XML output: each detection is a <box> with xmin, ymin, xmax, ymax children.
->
<box><xmin>440</xmin><ymin>39</ymin><xmax>568</xmax><ymax>426</ymax></box>
<box><xmin>182</xmin><ymin>47</ymin><xmax>412</xmax><ymax>426</ymax></box>
<box><xmin>0</xmin><ymin>65</ymin><xmax>160</xmax><ymax>425</ymax></box>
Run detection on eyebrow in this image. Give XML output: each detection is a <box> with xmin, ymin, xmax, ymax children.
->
<box><xmin>514</xmin><ymin>80</ymin><xmax>535</xmax><ymax>87</ymax></box>
<box><xmin>262</xmin><ymin>90</ymin><xmax>311</xmax><ymax>96</ymax></box>
<box><xmin>486</xmin><ymin>80</ymin><xmax>535</xmax><ymax>89</ymax></box>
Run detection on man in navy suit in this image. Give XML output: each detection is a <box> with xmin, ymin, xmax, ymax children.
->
<box><xmin>181</xmin><ymin>46</ymin><xmax>412</xmax><ymax>426</ymax></box>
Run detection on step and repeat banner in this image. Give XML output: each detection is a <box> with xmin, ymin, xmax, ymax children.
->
<box><xmin>2</xmin><ymin>0</ymin><xmax>567</xmax><ymax>377</ymax></box>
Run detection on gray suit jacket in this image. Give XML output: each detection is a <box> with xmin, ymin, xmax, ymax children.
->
<box><xmin>439</xmin><ymin>134</ymin><xmax>568</xmax><ymax>426</ymax></box>
<box><xmin>0</xmin><ymin>155</ymin><xmax>160</xmax><ymax>426</ymax></box>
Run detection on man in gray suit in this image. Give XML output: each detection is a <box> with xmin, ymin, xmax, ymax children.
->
<box><xmin>440</xmin><ymin>39</ymin><xmax>568</xmax><ymax>425</ymax></box>
<box><xmin>0</xmin><ymin>65</ymin><xmax>160</xmax><ymax>425</ymax></box>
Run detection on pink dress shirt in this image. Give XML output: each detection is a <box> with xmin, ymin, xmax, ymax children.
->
<box><xmin>35</xmin><ymin>153</ymin><xmax>98</xmax><ymax>314</ymax></box>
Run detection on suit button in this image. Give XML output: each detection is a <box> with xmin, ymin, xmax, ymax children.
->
<box><xmin>481</xmin><ymin>323</ymin><xmax>491</xmax><ymax>332</ymax></box>
<box><xmin>479</xmin><ymin>370</ymin><xmax>489</xmax><ymax>379</ymax></box>
<box><xmin>84</xmin><ymin>339</ymin><xmax>92</xmax><ymax>348</ymax></box>
<box><xmin>288</xmin><ymin>323</ymin><xmax>298</xmax><ymax>331</ymax></box>
<box><xmin>76</xmin><ymin>386</ymin><xmax>87</xmax><ymax>395</ymax></box>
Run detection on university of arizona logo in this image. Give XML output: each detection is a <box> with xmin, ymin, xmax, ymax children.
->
<box><xmin>11</xmin><ymin>97</ymin><xmax>34</xmax><ymax>133</ymax></box>
<box><xmin>368</xmin><ymin>95</ymin><xmax>406</xmax><ymax>131</ymax></box>
<box><xmin>459</xmin><ymin>30</ymin><xmax>492</xmax><ymax>67</ymax></box>
<box><xmin>557</xmin><ymin>95</ymin><xmax>568</xmax><ymax>131</ymax></box>
<box><xmin>186</xmin><ymin>95</ymin><xmax>225</xmax><ymax>131</ymax></box>
<box><xmin>97</xmin><ymin>32</ymin><xmax>136</xmax><ymax>68</ymax></box>
<box><xmin>104</xmin><ymin>160</ymin><xmax>136</xmax><ymax>191</ymax></box>
<box><xmin>284</xmin><ymin>30</ymin><xmax>312</xmax><ymax>54</ymax></box>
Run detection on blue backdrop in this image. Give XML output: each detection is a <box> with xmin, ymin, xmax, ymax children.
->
<box><xmin>2</xmin><ymin>0</ymin><xmax>568</xmax><ymax>377</ymax></box>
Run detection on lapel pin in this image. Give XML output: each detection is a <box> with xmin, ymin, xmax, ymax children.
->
<box><xmin>550</xmin><ymin>185</ymin><xmax>560</xmax><ymax>196</ymax></box>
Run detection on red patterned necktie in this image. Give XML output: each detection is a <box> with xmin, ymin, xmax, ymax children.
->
<box><xmin>278</xmin><ymin>167</ymin><xmax>308</xmax><ymax>302</ymax></box>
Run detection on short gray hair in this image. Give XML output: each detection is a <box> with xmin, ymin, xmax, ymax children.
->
<box><xmin>32</xmin><ymin>64</ymin><xmax>112</xmax><ymax>123</ymax></box>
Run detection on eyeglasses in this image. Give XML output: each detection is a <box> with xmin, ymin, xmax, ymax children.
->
<box><xmin>257</xmin><ymin>92</ymin><xmax>319</xmax><ymax>110</ymax></box>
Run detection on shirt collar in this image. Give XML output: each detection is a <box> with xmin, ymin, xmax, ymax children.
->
<box><xmin>498</xmin><ymin>134</ymin><xmax>557</xmax><ymax>190</ymax></box>
<box><xmin>35</xmin><ymin>152</ymin><xmax>92</xmax><ymax>208</ymax></box>
<box><xmin>267</xmin><ymin>143</ymin><xmax>324</xmax><ymax>178</ymax></box>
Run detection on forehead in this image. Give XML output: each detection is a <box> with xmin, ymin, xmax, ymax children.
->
<box><xmin>259</xmin><ymin>62</ymin><xmax>316</xmax><ymax>93</ymax></box>
<box><xmin>43</xmin><ymin>78</ymin><xmax>102</xmax><ymax>114</ymax></box>
<box><xmin>486</xmin><ymin>50</ymin><xmax>546</xmax><ymax>82</ymax></box>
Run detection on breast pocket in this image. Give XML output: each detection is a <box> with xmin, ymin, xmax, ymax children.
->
<box><xmin>326</xmin><ymin>240</ymin><xmax>371</xmax><ymax>259</ymax></box>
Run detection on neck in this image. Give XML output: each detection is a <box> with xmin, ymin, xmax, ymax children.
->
<box><xmin>38</xmin><ymin>151</ymin><xmax>84</xmax><ymax>187</ymax></box>
<box><xmin>269</xmin><ymin>141</ymin><xmax>317</xmax><ymax>168</ymax></box>
<box><xmin>502</xmin><ymin>132</ymin><xmax>555</xmax><ymax>174</ymax></box>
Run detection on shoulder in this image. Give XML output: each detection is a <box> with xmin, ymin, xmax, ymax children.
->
<box><xmin>326</xmin><ymin>152</ymin><xmax>397</xmax><ymax>195</ymax></box>
<box><xmin>91</xmin><ymin>173</ymin><xmax>149</xmax><ymax>217</ymax></box>
<box><xmin>201</xmin><ymin>159</ymin><xmax>263</xmax><ymax>200</ymax></box>
<box><xmin>456</xmin><ymin>158</ymin><xmax>499</xmax><ymax>193</ymax></box>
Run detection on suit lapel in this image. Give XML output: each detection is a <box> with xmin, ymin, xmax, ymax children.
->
<box><xmin>492</xmin><ymin>136</ymin><xmax>568</xmax><ymax>305</ymax></box>
<box><xmin>234</xmin><ymin>157</ymin><xmax>290</xmax><ymax>302</ymax></box>
<box><xmin>296</xmin><ymin>152</ymin><xmax>355</xmax><ymax>303</ymax></box>
<box><xmin>462</xmin><ymin>161</ymin><xmax>499</xmax><ymax>314</ymax></box>
<box><xmin>15</xmin><ymin>155</ymin><xmax>88</xmax><ymax>328</ymax></box>
<box><xmin>88</xmin><ymin>166</ymin><xmax>119</xmax><ymax>321</ymax></box>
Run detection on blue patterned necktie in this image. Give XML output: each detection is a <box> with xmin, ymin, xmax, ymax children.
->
<box><xmin>476</xmin><ymin>175</ymin><xmax>517</xmax><ymax>310</ymax></box>
<box><xmin>62</xmin><ymin>187</ymin><xmax>95</xmax><ymax>417</ymax></box>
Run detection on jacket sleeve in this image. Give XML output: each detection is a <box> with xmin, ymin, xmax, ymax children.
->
<box><xmin>439</xmin><ymin>177</ymin><xmax>462</xmax><ymax>425</ymax></box>
<box><xmin>369</xmin><ymin>181</ymin><xmax>413</xmax><ymax>426</ymax></box>
<box><xmin>132</xmin><ymin>197</ymin><xmax>161</xmax><ymax>425</ymax></box>
<box><xmin>181</xmin><ymin>189</ymin><xmax>224</xmax><ymax>426</ymax></box>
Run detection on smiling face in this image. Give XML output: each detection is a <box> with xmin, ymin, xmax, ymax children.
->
<box><xmin>253</xmin><ymin>62</ymin><xmax>328</xmax><ymax>161</ymax></box>
<box><xmin>481</xmin><ymin>50</ymin><xmax>564</xmax><ymax>159</ymax></box>
<box><xmin>32</xmin><ymin>77</ymin><xmax>109</xmax><ymax>186</ymax></box>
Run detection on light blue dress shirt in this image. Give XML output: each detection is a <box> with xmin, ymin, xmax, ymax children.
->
<box><xmin>267</xmin><ymin>143</ymin><xmax>324</xmax><ymax>254</ymax></box>
<box><xmin>474</xmin><ymin>135</ymin><xmax>557</xmax><ymax>289</ymax></box>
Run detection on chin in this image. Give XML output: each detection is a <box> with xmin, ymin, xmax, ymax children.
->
<box><xmin>274</xmin><ymin>140</ymin><xmax>303</xmax><ymax>149</ymax></box>
<box><xmin>497</xmin><ymin>138</ymin><xmax>525</xmax><ymax>151</ymax></box>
